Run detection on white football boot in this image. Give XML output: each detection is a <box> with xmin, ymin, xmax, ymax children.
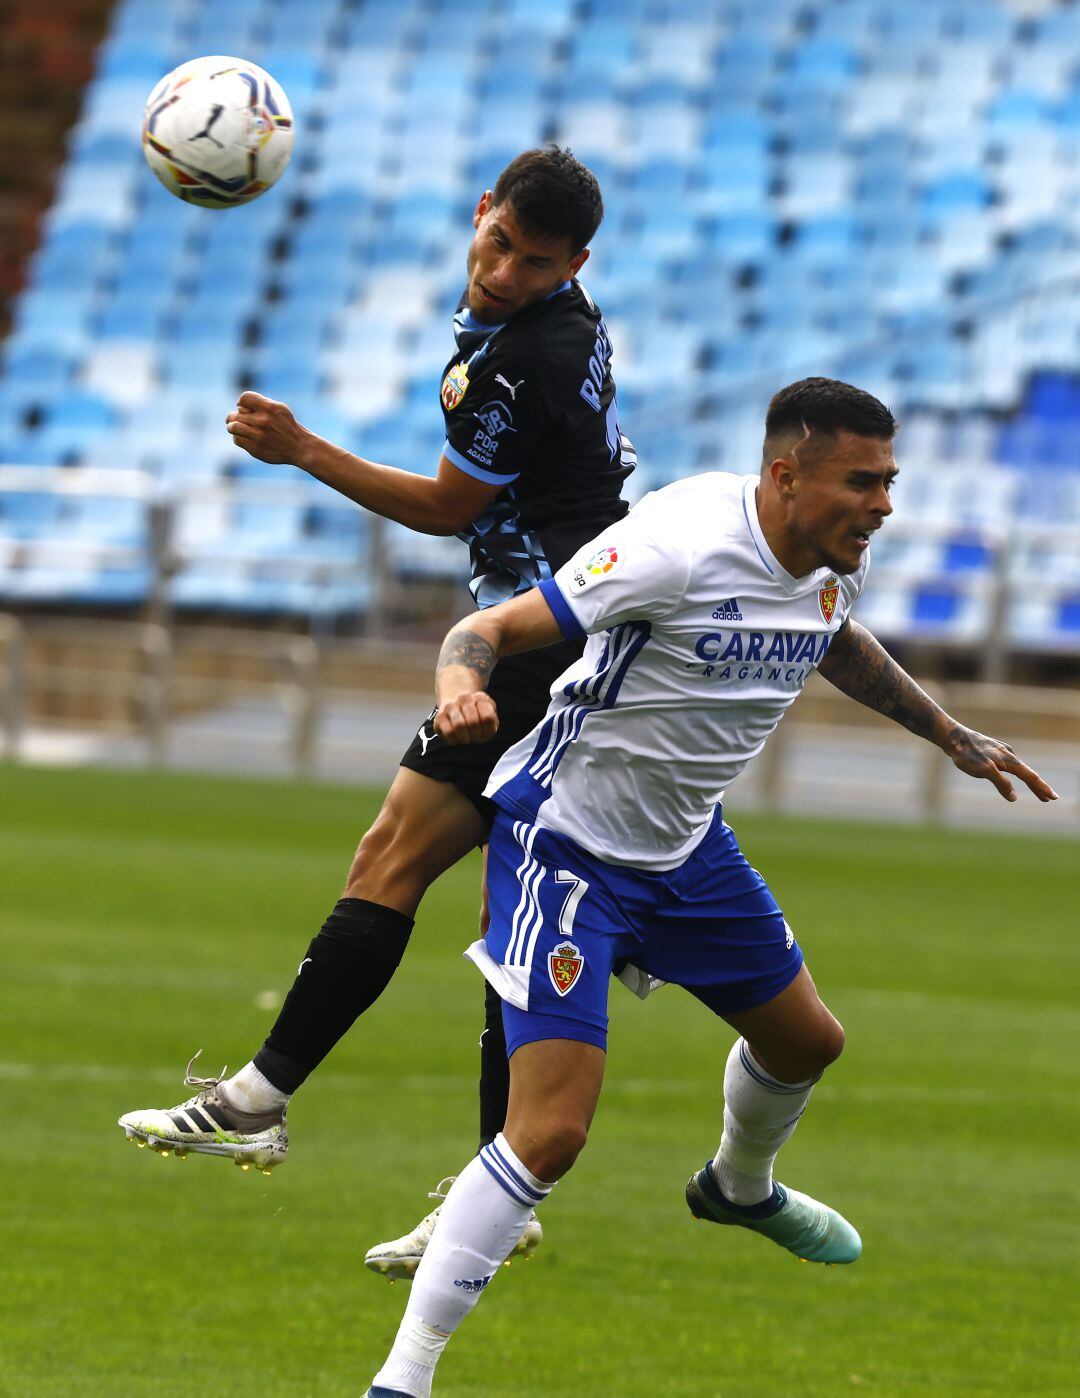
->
<box><xmin>364</xmin><ymin>1176</ymin><xmax>543</xmax><ymax>1281</ymax></box>
<box><xmin>117</xmin><ymin>1052</ymin><xmax>287</xmax><ymax>1174</ymax></box>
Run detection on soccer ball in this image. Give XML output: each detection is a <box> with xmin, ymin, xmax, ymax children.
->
<box><xmin>141</xmin><ymin>55</ymin><xmax>294</xmax><ymax>208</ymax></box>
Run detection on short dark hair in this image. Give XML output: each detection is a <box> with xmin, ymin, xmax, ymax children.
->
<box><xmin>493</xmin><ymin>146</ymin><xmax>604</xmax><ymax>252</ymax></box>
<box><xmin>765</xmin><ymin>377</ymin><xmax>896</xmax><ymax>451</ymax></box>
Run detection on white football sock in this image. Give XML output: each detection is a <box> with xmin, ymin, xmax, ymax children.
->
<box><xmin>712</xmin><ymin>1037</ymin><xmax>818</xmax><ymax>1205</ymax></box>
<box><xmin>220</xmin><ymin>1061</ymin><xmax>289</xmax><ymax>1114</ymax></box>
<box><xmin>372</xmin><ymin>1134</ymin><xmax>553</xmax><ymax>1396</ymax></box>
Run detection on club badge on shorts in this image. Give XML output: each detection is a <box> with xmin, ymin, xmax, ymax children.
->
<box><xmin>818</xmin><ymin>575</ymin><xmax>839</xmax><ymax>624</ymax></box>
<box><xmin>548</xmin><ymin>940</ymin><xmax>584</xmax><ymax>996</ymax></box>
<box><xmin>441</xmin><ymin>362</ymin><xmax>470</xmax><ymax>411</ymax></box>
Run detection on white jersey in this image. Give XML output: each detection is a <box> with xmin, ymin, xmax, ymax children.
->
<box><xmin>484</xmin><ymin>471</ymin><xmax>868</xmax><ymax>870</ymax></box>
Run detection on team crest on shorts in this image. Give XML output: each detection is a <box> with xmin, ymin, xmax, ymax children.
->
<box><xmin>818</xmin><ymin>575</ymin><xmax>840</xmax><ymax>624</ymax></box>
<box><xmin>441</xmin><ymin>362</ymin><xmax>470</xmax><ymax>411</ymax></box>
<box><xmin>548</xmin><ymin>940</ymin><xmax>584</xmax><ymax>996</ymax></box>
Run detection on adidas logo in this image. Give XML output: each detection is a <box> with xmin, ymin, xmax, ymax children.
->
<box><xmin>453</xmin><ymin>1275</ymin><xmax>493</xmax><ymax>1293</ymax></box>
<box><xmin>712</xmin><ymin>597</ymin><xmax>743</xmax><ymax>621</ymax></box>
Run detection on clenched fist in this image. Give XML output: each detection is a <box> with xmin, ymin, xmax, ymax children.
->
<box><xmin>434</xmin><ymin>691</ymin><xmax>500</xmax><ymax>746</ymax></box>
<box><xmin>226</xmin><ymin>392</ymin><xmax>309</xmax><ymax>465</ymax></box>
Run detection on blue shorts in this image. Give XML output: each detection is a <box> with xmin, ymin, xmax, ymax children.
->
<box><xmin>469</xmin><ymin>809</ymin><xmax>803</xmax><ymax>1056</ymax></box>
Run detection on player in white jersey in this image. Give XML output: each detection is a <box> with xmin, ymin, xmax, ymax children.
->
<box><xmin>365</xmin><ymin>379</ymin><xmax>1056</xmax><ymax>1398</ymax></box>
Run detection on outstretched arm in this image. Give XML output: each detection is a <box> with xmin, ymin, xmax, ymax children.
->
<box><xmin>434</xmin><ymin>588</ymin><xmax>565</xmax><ymax>745</ymax></box>
<box><xmin>226</xmin><ymin>392</ymin><xmax>503</xmax><ymax>535</ymax></box>
<box><xmin>818</xmin><ymin>620</ymin><xmax>1057</xmax><ymax>803</ymax></box>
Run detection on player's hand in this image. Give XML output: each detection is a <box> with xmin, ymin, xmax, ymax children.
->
<box><xmin>225</xmin><ymin>392</ymin><xmax>308</xmax><ymax>465</ymax></box>
<box><xmin>943</xmin><ymin>724</ymin><xmax>1058</xmax><ymax>803</ymax></box>
<box><xmin>434</xmin><ymin>691</ymin><xmax>499</xmax><ymax>745</ymax></box>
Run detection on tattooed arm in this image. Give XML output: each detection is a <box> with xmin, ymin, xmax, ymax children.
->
<box><xmin>434</xmin><ymin>588</ymin><xmax>565</xmax><ymax>746</ymax></box>
<box><xmin>818</xmin><ymin>620</ymin><xmax>1058</xmax><ymax>803</ymax></box>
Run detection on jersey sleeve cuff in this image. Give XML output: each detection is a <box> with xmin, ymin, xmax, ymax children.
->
<box><xmin>539</xmin><ymin>577</ymin><xmax>585</xmax><ymax>640</ymax></box>
<box><xmin>443</xmin><ymin>440</ymin><xmax>520</xmax><ymax>485</ymax></box>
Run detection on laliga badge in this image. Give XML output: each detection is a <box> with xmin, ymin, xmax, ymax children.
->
<box><xmin>818</xmin><ymin>575</ymin><xmax>839</xmax><ymax>624</ymax></box>
<box><xmin>548</xmin><ymin>940</ymin><xmax>584</xmax><ymax>996</ymax></box>
<box><xmin>441</xmin><ymin>362</ymin><xmax>470</xmax><ymax>411</ymax></box>
<box><xmin>570</xmin><ymin>543</ymin><xmax>623</xmax><ymax>593</ymax></box>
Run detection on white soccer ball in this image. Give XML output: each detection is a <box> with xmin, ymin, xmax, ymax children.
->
<box><xmin>141</xmin><ymin>55</ymin><xmax>294</xmax><ymax>208</ymax></box>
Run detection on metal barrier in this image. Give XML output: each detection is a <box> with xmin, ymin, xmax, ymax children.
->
<box><xmin>1</xmin><ymin>613</ymin><xmax>1077</xmax><ymax>831</ymax></box>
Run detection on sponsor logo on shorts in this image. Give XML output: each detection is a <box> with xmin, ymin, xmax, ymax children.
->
<box><xmin>548</xmin><ymin>940</ymin><xmax>584</xmax><ymax>996</ymax></box>
<box><xmin>784</xmin><ymin>920</ymin><xmax>794</xmax><ymax>951</ymax></box>
<box><xmin>818</xmin><ymin>575</ymin><xmax>840</xmax><ymax>624</ymax></box>
<box><xmin>441</xmin><ymin>362</ymin><xmax>470</xmax><ymax>411</ymax></box>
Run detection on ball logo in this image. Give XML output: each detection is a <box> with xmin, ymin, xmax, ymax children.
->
<box><xmin>548</xmin><ymin>940</ymin><xmax>584</xmax><ymax>996</ymax></box>
<box><xmin>586</xmin><ymin>546</ymin><xmax>619</xmax><ymax>576</ymax></box>
<box><xmin>818</xmin><ymin>576</ymin><xmax>839</xmax><ymax>624</ymax></box>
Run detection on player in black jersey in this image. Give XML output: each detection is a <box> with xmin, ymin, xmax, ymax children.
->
<box><xmin>118</xmin><ymin>150</ymin><xmax>634</xmax><ymax>1263</ymax></box>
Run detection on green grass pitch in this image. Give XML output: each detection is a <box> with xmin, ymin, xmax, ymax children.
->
<box><xmin>1</xmin><ymin>763</ymin><xmax>1077</xmax><ymax>1396</ymax></box>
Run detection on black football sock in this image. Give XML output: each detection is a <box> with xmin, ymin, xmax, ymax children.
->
<box><xmin>253</xmin><ymin>898</ymin><xmax>413</xmax><ymax>1095</ymax></box>
<box><xmin>477</xmin><ymin>978</ymin><xmax>510</xmax><ymax>1150</ymax></box>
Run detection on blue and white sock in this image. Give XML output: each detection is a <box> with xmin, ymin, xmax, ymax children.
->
<box><xmin>371</xmin><ymin>1134</ymin><xmax>553</xmax><ymax>1397</ymax></box>
<box><xmin>712</xmin><ymin>1038</ymin><xmax>817</xmax><ymax>1206</ymax></box>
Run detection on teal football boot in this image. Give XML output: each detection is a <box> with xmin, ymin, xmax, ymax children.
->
<box><xmin>686</xmin><ymin>1161</ymin><xmax>861</xmax><ymax>1264</ymax></box>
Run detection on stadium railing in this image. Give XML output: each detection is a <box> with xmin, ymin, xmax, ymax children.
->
<box><xmin>1</xmin><ymin>609</ymin><xmax>1076</xmax><ymax>832</ymax></box>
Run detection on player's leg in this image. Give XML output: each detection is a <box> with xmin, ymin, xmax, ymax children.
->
<box><xmin>363</xmin><ymin>851</ymin><xmax>542</xmax><ymax>1281</ymax></box>
<box><xmin>119</xmin><ymin>647</ymin><xmax>583</xmax><ymax>1167</ymax></box>
<box><xmin>638</xmin><ymin>814</ymin><xmax>860</xmax><ymax>1262</ymax></box>
<box><xmin>475</xmin><ymin>845</ymin><xmax>512</xmax><ymax>1150</ymax></box>
<box><xmin>370</xmin><ymin>811</ymin><xmax>632</xmax><ymax>1392</ymax></box>
<box><xmin>685</xmin><ymin>965</ymin><xmax>859</xmax><ymax>1264</ymax></box>
<box><xmin>241</xmin><ymin>646</ymin><xmax>579</xmax><ymax>1110</ymax></box>
<box><xmin>117</xmin><ymin>766</ymin><xmax>484</xmax><ymax>1162</ymax></box>
<box><xmin>242</xmin><ymin>767</ymin><xmax>486</xmax><ymax>1096</ymax></box>
<box><xmin>713</xmin><ymin>962</ymin><xmax>843</xmax><ymax>1204</ymax></box>
<box><xmin>370</xmin><ymin>1034</ymin><xmax>605</xmax><ymax>1397</ymax></box>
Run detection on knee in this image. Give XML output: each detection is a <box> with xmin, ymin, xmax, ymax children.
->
<box><xmin>516</xmin><ymin>1117</ymin><xmax>590</xmax><ymax>1183</ymax></box>
<box><xmin>806</xmin><ymin>1015</ymin><xmax>845</xmax><ymax>1078</ymax></box>
<box><xmin>751</xmin><ymin>1012</ymin><xmax>845</xmax><ymax>1084</ymax></box>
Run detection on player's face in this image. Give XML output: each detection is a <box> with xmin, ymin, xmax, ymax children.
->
<box><xmin>466</xmin><ymin>192</ymin><xmax>589</xmax><ymax>322</ymax></box>
<box><xmin>789</xmin><ymin>432</ymin><xmax>897</xmax><ymax>576</ymax></box>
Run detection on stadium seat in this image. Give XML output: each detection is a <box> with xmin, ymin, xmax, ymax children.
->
<box><xmin>0</xmin><ymin>0</ymin><xmax>1075</xmax><ymax>644</ymax></box>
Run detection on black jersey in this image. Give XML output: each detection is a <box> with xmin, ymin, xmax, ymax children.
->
<box><xmin>439</xmin><ymin>280</ymin><xmax>634</xmax><ymax>607</ymax></box>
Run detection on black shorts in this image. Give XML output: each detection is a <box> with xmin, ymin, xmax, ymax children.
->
<box><xmin>400</xmin><ymin>636</ymin><xmax>585</xmax><ymax>828</ymax></box>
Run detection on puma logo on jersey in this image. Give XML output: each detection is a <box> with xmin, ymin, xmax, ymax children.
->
<box><xmin>495</xmin><ymin>374</ymin><xmax>524</xmax><ymax>400</ymax></box>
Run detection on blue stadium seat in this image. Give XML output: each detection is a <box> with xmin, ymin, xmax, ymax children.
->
<box><xmin>248</xmin><ymin>361</ymin><xmax>325</xmax><ymax>401</ymax></box>
<box><xmin>0</xmin><ymin>0</ymin><xmax>1076</xmax><ymax>640</ymax></box>
<box><xmin>1056</xmin><ymin>595</ymin><xmax>1080</xmax><ymax>634</ymax></box>
<box><xmin>911</xmin><ymin>585</ymin><xmax>961</xmax><ymax>628</ymax></box>
<box><xmin>0</xmin><ymin>490</ymin><xmax>62</xmax><ymax>537</ymax></box>
<box><xmin>943</xmin><ymin>535</ymin><xmax>994</xmax><ymax>573</ymax></box>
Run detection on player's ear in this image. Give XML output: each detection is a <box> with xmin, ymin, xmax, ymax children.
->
<box><xmin>568</xmin><ymin>247</ymin><xmax>590</xmax><ymax>278</ymax></box>
<box><xmin>768</xmin><ymin>455</ymin><xmax>799</xmax><ymax>498</ymax></box>
<box><xmin>473</xmin><ymin>191</ymin><xmax>493</xmax><ymax>229</ymax></box>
